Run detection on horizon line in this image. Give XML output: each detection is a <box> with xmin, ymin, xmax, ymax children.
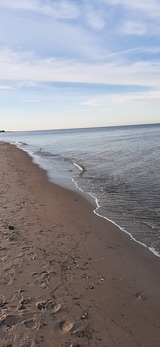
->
<box><xmin>4</xmin><ymin>122</ymin><xmax>160</xmax><ymax>133</ymax></box>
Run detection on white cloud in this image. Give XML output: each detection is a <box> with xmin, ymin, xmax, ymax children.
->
<box><xmin>85</xmin><ymin>6</ymin><xmax>106</xmax><ymax>31</ymax></box>
<box><xmin>40</xmin><ymin>0</ymin><xmax>79</xmax><ymax>19</ymax></box>
<box><xmin>0</xmin><ymin>0</ymin><xmax>79</xmax><ymax>19</ymax></box>
<box><xmin>0</xmin><ymin>0</ymin><xmax>36</xmax><ymax>10</ymax></box>
<box><xmin>0</xmin><ymin>85</ymin><xmax>12</xmax><ymax>90</ymax></box>
<box><xmin>82</xmin><ymin>89</ymin><xmax>160</xmax><ymax>108</ymax></box>
<box><xmin>101</xmin><ymin>0</ymin><xmax>160</xmax><ymax>17</ymax></box>
<box><xmin>16</xmin><ymin>81</ymin><xmax>39</xmax><ymax>88</ymax></box>
<box><xmin>0</xmin><ymin>48</ymin><xmax>160</xmax><ymax>88</ymax></box>
<box><xmin>21</xmin><ymin>98</ymin><xmax>39</xmax><ymax>103</ymax></box>
<box><xmin>120</xmin><ymin>21</ymin><xmax>146</xmax><ymax>35</ymax></box>
<box><xmin>0</xmin><ymin>7</ymin><xmax>107</xmax><ymax>61</ymax></box>
<box><xmin>2</xmin><ymin>0</ymin><xmax>160</xmax><ymax>17</ymax></box>
<box><xmin>100</xmin><ymin>47</ymin><xmax>160</xmax><ymax>63</ymax></box>
<box><xmin>110</xmin><ymin>89</ymin><xmax>160</xmax><ymax>104</ymax></box>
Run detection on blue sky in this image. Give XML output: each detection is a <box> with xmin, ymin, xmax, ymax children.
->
<box><xmin>0</xmin><ymin>0</ymin><xmax>160</xmax><ymax>130</ymax></box>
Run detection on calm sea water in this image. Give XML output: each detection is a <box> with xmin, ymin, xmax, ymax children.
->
<box><xmin>1</xmin><ymin>124</ymin><xmax>160</xmax><ymax>257</ymax></box>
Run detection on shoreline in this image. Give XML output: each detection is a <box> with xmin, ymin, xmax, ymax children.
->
<box><xmin>0</xmin><ymin>142</ymin><xmax>160</xmax><ymax>347</ymax></box>
<box><xmin>72</xmin><ymin>176</ymin><xmax>160</xmax><ymax>259</ymax></box>
<box><xmin>2</xmin><ymin>131</ymin><xmax>160</xmax><ymax>259</ymax></box>
<box><xmin>72</xmin><ymin>170</ymin><xmax>160</xmax><ymax>259</ymax></box>
<box><xmin>18</xmin><ymin>141</ymin><xmax>160</xmax><ymax>260</ymax></box>
<box><xmin>93</xmin><ymin>205</ymin><xmax>160</xmax><ymax>258</ymax></box>
<box><xmin>15</xmin><ymin>139</ymin><xmax>160</xmax><ymax>258</ymax></box>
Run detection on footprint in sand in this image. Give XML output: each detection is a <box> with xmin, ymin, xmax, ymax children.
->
<box><xmin>0</xmin><ymin>270</ymin><xmax>13</xmax><ymax>285</ymax></box>
<box><xmin>17</xmin><ymin>336</ymin><xmax>33</xmax><ymax>347</ymax></box>
<box><xmin>32</xmin><ymin>270</ymin><xmax>51</xmax><ymax>289</ymax></box>
<box><xmin>0</xmin><ymin>246</ymin><xmax>7</xmax><ymax>260</ymax></box>
<box><xmin>0</xmin><ymin>296</ymin><xmax>7</xmax><ymax>308</ymax></box>
<box><xmin>36</xmin><ymin>301</ymin><xmax>46</xmax><ymax>311</ymax></box>
<box><xmin>36</xmin><ymin>300</ymin><xmax>62</xmax><ymax>314</ymax></box>
<box><xmin>0</xmin><ymin>314</ymin><xmax>22</xmax><ymax>327</ymax></box>
<box><xmin>24</xmin><ymin>319</ymin><xmax>37</xmax><ymax>329</ymax></box>
<box><xmin>19</xmin><ymin>298</ymin><xmax>32</xmax><ymax>311</ymax></box>
<box><xmin>13</xmin><ymin>255</ymin><xmax>24</xmax><ymax>269</ymax></box>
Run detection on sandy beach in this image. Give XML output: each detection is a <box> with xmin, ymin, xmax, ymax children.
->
<box><xmin>0</xmin><ymin>142</ymin><xmax>160</xmax><ymax>347</ymax></box>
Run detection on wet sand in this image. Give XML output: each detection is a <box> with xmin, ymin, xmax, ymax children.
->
<box><xmin>0</xmin><ymin>142</ymin><xmax>160</xmax><ymax>347</ymax></box>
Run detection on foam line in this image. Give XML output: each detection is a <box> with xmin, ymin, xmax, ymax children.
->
<box><xmin>72</xmin><ymin>178</ymin><xmax>160</xmax><ymax>258</ymax></box>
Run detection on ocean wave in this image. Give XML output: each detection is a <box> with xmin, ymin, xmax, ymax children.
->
<box><xmin>74</xmin><ymin>162</ymin><xmax>87</xmax><ymax>176</ymax></box>
<box><xmin>63</xmin><ymin>157</ymin><xmax>87</xmax><ymax>177</ymax></box>
<box><xmin>15</xmin><ymin>141</ymin><xmax>28</xmax><ymax>147</ymax></box>
<box><xmin>33</xmin><ymin>148</ymin><xmax>59</xmax><ymax>158</ymax></box>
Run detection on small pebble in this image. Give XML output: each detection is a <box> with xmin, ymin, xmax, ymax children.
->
<box><xmin>81</xmin><ymin>312</ymin><xmax>88</xmax><ymax>320</ymax></box>
<box><xmin>8</xmin><ymin>225</ymin><xmax>14</xmax><ymax>230</ymax></box>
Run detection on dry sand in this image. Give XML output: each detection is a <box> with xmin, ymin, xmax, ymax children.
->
<box><xmin>0</xmin><ymin>142</ymin><xmax>160</xmax><ymax>347</ymax></box>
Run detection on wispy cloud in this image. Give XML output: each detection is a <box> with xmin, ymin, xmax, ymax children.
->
<box><xmin>101</xmin><ymin>0</ymin><xmax>160</xmax><ymax>17</ymax></box>
<box><xmin>0</xmin><ymin>48</ymin><xmax>159</xmax><ymax>88</ymax></box>
<box><xmin>16</xmin><ymin>81</ymin><xmax>39</xmax><ymax>89</ymax></box>
<box><xmin>0</xmin><ymin>84</ymin><xmax>12</xmax><ymax>90</ymax></box>
<box><xmin>2</xmin><ymin>0</ymin><xmax>160</xmax><ymax>19</ymax></box>
<box><xmin>0</xmin><ymin>0</ymin><xmax>79</xmax><ymax>19</ymax></box>
<box><xmin>0</xmin><ymin>0</ymin><xmax>37</xmax><ymax>10</ymax></box>
<box><xmin>84</xmin><ymin>5</ymin><xmax>106</xmax><ymax>31</ymax></box>
<box><xmin>120</xmin><ymin>21</ymin><xmax>147</xmax><ymax>35</ymax></box>
<box><xmin>100</xmin><ymin>47</ymin><xmax>160</xmax><ymax>65</ymax></box>
<box><xmin>82</xmin><ymin>88</ymin><xmax>160</xmax><ymax>108</ymax></box>
<box><xmin>20</xmin><ymin>98</ymin><xmax>39</xmax><ymax>103</ymax></box>
<box><xmin>0</xmin><ymin>0</ymin><xmax>159</xmax><ymax>129</ymax></box>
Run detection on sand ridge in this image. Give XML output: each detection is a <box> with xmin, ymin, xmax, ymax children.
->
<box><xmin>0</xmin><ymin>142</ymin><xmax>160</xmax><ymax>347</ymax></box>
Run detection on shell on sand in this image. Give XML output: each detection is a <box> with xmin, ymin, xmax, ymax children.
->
<box><xmin>52</xmin><ymin>303</ymin><xmax>62</xmax><ymax>313</ymax></box>
<box><xmin>61</xmin><ymin>321</ymin><xmax>74</xmax><ymax>333</ymax></box>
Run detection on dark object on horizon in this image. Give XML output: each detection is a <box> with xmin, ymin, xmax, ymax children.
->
<box><xmin>0</xmin><ymin>130</ymin><xmax>5</xmax><ymax>132</ymax></box>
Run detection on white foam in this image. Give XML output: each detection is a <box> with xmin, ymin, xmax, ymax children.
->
<box><xmin>72</xmin><ymin>178</ymin><xmax>160</xmax><ymax>258</ymax></box>
<box><xmin>74</xmin><ymin>163</ymin><xmax>84</xmax><ymax>172</ymax></box>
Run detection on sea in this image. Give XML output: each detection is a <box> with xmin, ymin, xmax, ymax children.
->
<box><xmin>1</xmin><ymin>124</ymin><xmax>160</xmax><ymax>257</ymax></box>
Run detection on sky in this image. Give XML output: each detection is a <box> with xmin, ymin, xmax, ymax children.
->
<box><xmin>0</xmin><ymin>0</ymin><xmax>160</xmax><ymax>131</ymax></box>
